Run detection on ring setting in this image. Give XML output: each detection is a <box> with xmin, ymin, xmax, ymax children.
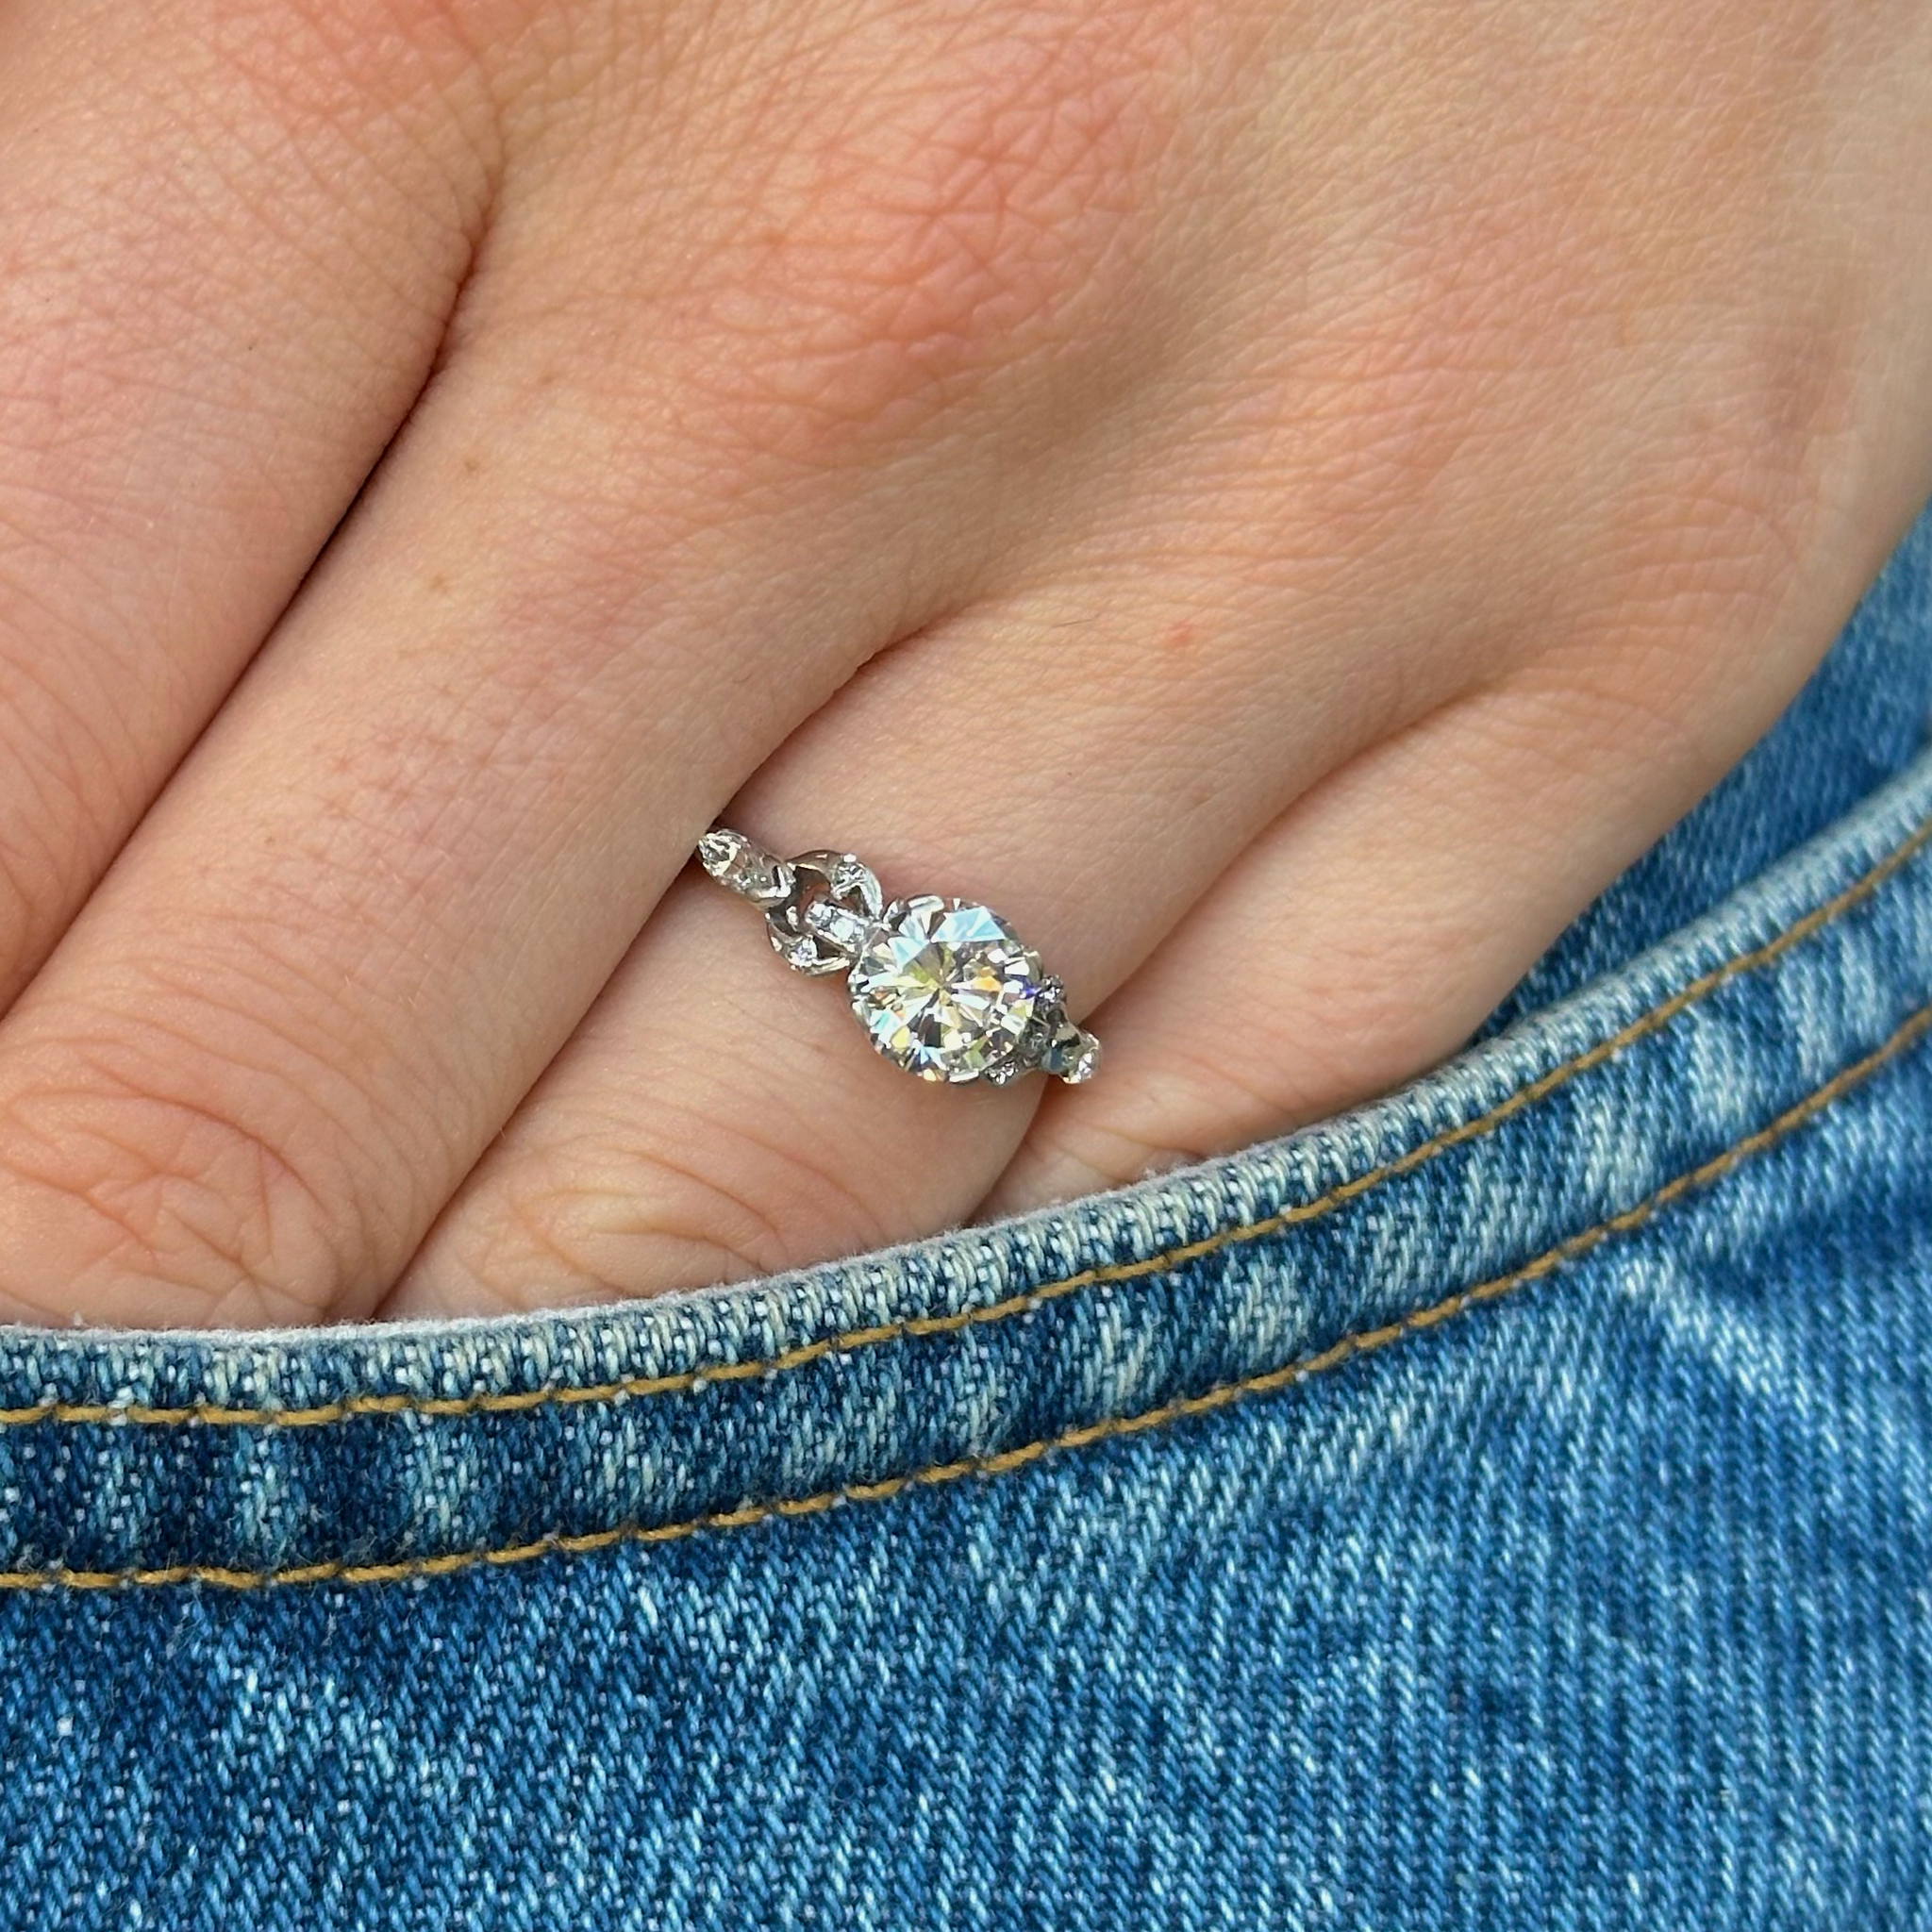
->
<box><xmin>696</xmin><ymin>828</ymin><xmax>1101</xmax><ymax>1087</ymax></box>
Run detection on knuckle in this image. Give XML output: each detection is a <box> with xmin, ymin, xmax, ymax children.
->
<box><xmin>208</xmin><ymin>0</ymin><xmax>521</xmax><ymax>121</ymax></box>
<box><xmin>652</xmin><ymin>4</ymin><xmax>1188</xmax><ymax>462</ymax></box>
<box><xmin>442</xmin><ymin>1106</ymin><xmax>898</xmax><ymax>1303</ymax></box>
<box><xmin>1242</xmin><ymin>9</ymin><xmax>1860</xmax><ymax>607</ymax></box>
<box><xmin>0</xmin><ymin>1015</ymin><xmax>375</xmax><ymax>1326</ymax></box>
<box><xmin>1246</xmin><ymin>922</ymin><xmax>1482</xmax><ymax>1114</ymax></box>
<box><xmin>1016</xmin><ymin>1124</ymin><xmax>1190</xmax><ymax>1205</ymax></box>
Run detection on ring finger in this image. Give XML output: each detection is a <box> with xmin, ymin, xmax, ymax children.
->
<box><xmin>382</xmin><ymin>537</ymin><xmax>1454</xmax><ymax>1315</ymax></box>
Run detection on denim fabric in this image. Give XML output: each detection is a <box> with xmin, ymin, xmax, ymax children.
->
<box><xmin>1</xmin><ymin>504</ymin><xmax>1930</xmax><ymax>1928</ymax></box>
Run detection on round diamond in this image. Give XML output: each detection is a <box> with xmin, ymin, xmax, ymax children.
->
<box><xmin>847</xmin><ymin>896</ymin><xmax>1042</xmax><ymax>1082</ymax></box>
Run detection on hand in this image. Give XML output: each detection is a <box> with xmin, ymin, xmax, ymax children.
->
<box><xmin>0</xmin><ymin>0</ymin><xmax>1927</xmax><ymax>1325</ymax></box>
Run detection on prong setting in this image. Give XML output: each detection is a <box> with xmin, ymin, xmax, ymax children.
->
<box><xmin>762</xmin><ymin>850</ymin><xmax>885</xmax><ymax>976</ymax></box>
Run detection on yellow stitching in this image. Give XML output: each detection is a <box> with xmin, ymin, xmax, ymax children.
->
<box><xmin>3</xmin><ymin>995</ymin><xmax>1926</xmax><ymax>1593</ymax></box>
<box><xmin>4</xmin><ymin>807</ymin><xmax>1929</xmax><ymax>1436</ymax></box>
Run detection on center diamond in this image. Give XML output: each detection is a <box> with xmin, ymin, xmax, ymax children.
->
<box><xmin>847</xmin><ymin>896</ymin><xmax>1042</xmax><ymax>1082</ymax></box>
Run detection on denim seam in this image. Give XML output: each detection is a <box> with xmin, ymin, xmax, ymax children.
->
<box><xmin>4</xmin><ymin>802</ymin><xmax>1926</xmax><ymax>1435</ymax></box>
<box><xmin>3</xmin><ymin>991</ymin><xmax>1925</xmax><ymax>1592</ymax></box>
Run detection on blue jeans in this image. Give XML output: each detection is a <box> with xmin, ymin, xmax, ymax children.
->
<box><xmin>3</xmin><ymin>507</ymin><xmax>1931</xmax><ymax>1930</ymax></box>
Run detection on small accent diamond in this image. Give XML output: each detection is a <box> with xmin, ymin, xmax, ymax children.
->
<box><xmin>696</xmin><ymin>829</ymin><xmax>793</xmax><ymax>907</ymax></box>
<box><xmin>1041</xmin><ymin>1024</ymin><xmax>1101</xmax><ymax>1083</ymax></box>
<box><xmin>802</xmin><ymin>897</ymin><xmax>877</xmax><ymax>957</ymax></box>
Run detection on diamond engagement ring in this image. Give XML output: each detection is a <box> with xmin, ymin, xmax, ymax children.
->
<box><xmin>695</xmin><ymin>828</ymin><xmax>1102</xmax><ymax>1087</ymax></box>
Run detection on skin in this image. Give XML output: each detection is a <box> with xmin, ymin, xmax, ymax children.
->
<box><xmin>0</xmin><ymin>0</ymin><xmax>1926</xmax><ymax>1328</ymax></box>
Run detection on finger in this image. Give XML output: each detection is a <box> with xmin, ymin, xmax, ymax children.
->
<box><xmin>979</xmin><ymin>593</ymin><xmax>1880</xmax><ymax>1218</ymax></box>
<box><xmin>380</xmin><ymin>540</ymin><xmax>1459</xmax><ymax>1317</ymax></box>
<box><xmin>0</xmin><ymin>0</ymin><xmax>498</xmax><ymax>1003</ymax></box>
